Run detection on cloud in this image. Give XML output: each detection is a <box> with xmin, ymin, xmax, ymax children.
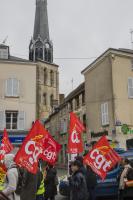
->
<box><xmin>0</xmin><ymin>0</ymin><xmax>133</xmax><ymax>94</ymax></box>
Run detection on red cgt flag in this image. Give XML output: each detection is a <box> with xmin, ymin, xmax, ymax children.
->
<box><xmin>0</xmin><ymin>129</ymin><xmax>13</xmax><ymax>160</ymax></box>
<box><xmin>41</xmin><ymin>132</ymin><xmax>62</xmax><ymax>164</ymax></box>
<box><xmin>84</xmin><ymin>136</ymin><xmax>121</xmax><ymax>180</ymax></box>
<box><xmin>68</xmin><ymin>112</ymin><xmax>85</xmax><ymax>154</ymax></box>
<box><xmin>14</xmin><ymin>120</ymin><xmax>48</xmax><ymax>174</ymax></box>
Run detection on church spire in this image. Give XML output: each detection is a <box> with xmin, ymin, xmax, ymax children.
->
<box><xmin>29</xmin><ymin>0</ymin><xmax>53</xmax><ymax>63</ymax></box>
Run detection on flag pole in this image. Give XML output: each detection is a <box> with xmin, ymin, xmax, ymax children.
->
<box><xmin>67</xmin><ymin>153</ymin><xmax>70</xmax><ymax>177</ymax></box>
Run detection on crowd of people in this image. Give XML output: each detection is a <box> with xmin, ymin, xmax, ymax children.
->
<box><xmin>0</xmin><ymin>154</ymin><xmax>58</xmax><ymax>200</ymax></box>
<box><xmin>68</xmin><ymin>156</ymin><xmax>133</xmax><ymax>200</ymax></box>
<box><xmin>0</xmin><ymin>154</ymin><xmax>133</xmax><ymax>200</ymax></box>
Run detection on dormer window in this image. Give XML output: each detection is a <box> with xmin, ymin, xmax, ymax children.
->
<box><xmin>0</xmin><ymin>45</ymin><xmax>9</xmax><ymax>59</ymax></box>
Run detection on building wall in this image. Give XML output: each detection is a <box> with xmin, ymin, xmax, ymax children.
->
<box><xmin>84</xmin><ymin>50</ymin><xmax>133</xmax><ymax>149</ymax></box>
<box><xmin>112</xmin><ymin>55</ymin><xmax>133</xmax><ymax>148</ymax></box>
<box><xmin>36</xmin><ymin>61</ymin><xmax>59</xmax><ymax>120</ymax></box>
<box><xmin>85</xmin><ymin>56</ymin><xmax>114</xmax><ymax>136</ymax></box>
<box><xmin>45</xmin><ymin>85</ymin><xmax>86</xmax><ymax>166</ymax></box>
<box><xmin>0</xmin><ymin>61</ymin><xmax>36</xmax><ymax>130</ymax></box>
<box><xmin>112</xmin><ymin>55</ymin><xmax>133</xmax><ymax>125</ymax></box>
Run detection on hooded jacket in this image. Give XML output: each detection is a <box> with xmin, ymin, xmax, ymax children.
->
<box><xmin>2</xmin><ymin>154</ymin><xmax>20</xmax><ymax>200</ymax></box>
<box><xmin>69</xmin><ymin>169</ymin><xmax>88</xmax><ymax>200</ymax></box>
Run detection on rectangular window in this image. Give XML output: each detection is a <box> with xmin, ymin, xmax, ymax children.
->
<box><xmin>5</xmin><ymin>111</ymin><xmax>25</xmax><ymax>130</ymax></box>
<box><xmin>75</xmin><ymin>96</ymin><xmax>79</xmax><ymax>109</ymax></box>
<box><xmin>6</xmin><ymin>111</ymin><xmax>18</xmax><ymax>130</ymax></box>
<box><xmin>5</xmin><ymin>78</ymin><xmax>19</xmax><ymax>97</ymax></box>
<box><xmin>128</xmin><ymin>77</ymin><xmax>133</xmax><ymax>98</ymax></box>
<box><xmin>101</xmin><ymin>102</ymin><xmax>109</xmax><ymax>126</ymax></box>
<box><xmin>82</xmin><ymin>92</ymin><xmax>85</xmax><ymax>105</ymax></box>
<box><xmin>131</xmin><ymin>60</ymin><xmax>133</xmax><ymax>71</ymax></box>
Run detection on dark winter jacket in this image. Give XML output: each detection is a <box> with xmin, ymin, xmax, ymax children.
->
<box><xmin>69</xmin><ymin>170</ymin><xmax>88</xmax><ymax>200</ymax></box>
<box><xmin>20</xmin><ymin>169</ymin><xmax>39</xmax><ymax>200</ymax></box>
<box><xmin>44</xmin><ymin>167</ymin><xmax>57</xmax><ymax>198</ymax></box>
<box><xmin>86</xmin><ymin>166</ymin><xmax>97</xmax><ymax>189</ymax></box>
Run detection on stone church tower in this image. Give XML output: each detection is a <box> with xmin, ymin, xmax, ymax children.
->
<box><xmin>29</xmin><ymin>0</ymin><xmax>59</xmax><ymax>121</ymax></box>
<box><xmin>29</xmin><ymin>0</ymin><xmax>53</xmax><ymax>63</ymax></box>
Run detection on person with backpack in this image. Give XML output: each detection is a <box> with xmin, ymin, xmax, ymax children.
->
<box><xmin>2</xmin><ymin>154</ymin><xmax>20</xmax><ymax>200</ymax></box>
<box><xmin>119</xmin><ymin>158</ymin><xmax>132</xmax><ymax>200</ymax></box>
<box><xmin>69</xmin><ymin>160</ymin><xmax>88</xmax><ymax>200</ymax></box>
<box><xmin>44</xmin><ymin>164</ymin><xmax>58</xmax><ymax>200</ymax></box>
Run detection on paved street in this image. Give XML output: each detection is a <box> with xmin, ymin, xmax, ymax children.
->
<box><xmin>56</xmin><ymin>194</ymin><xmax>67</xmax><ymax>200</ymax></box>
<box><xmin>56</xmin><ymin>196</ymin><xmax>118</xmax><ymax>200</ymax></box>
<box><xmin>55</xmin><ymin>194</ymin><xmax>117</xmax><ymax>200</ymax></box>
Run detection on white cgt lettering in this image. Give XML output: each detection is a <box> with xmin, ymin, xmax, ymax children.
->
<box><xmin>71</xmin><ymin>129</ymin><xmax>80</xmax><ymax>144</ymax></box>
<box><xmin>90</xmin><ymin>148</ymin><xmax>112</xmax><ymax>172</ymax></box>
<box><xmin>25</xmin><ymin>141</ymin><xmax>42</xmax><ymax>165</ymax></box>
<box><xmin>43</xmin><ymin>148</ymin><xmax>56</xmax><ymax>160</ymax></box>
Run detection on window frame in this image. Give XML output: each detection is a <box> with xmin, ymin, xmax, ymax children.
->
<box><xmin>5</xmin><ymin>110</ymin><xmax>18</xmax><ymax>130</ymax></box>
<box><xmin>128</xmin><ymin>77</ymin><xmax>133</xmax><ymax>98</ymax></box>
<box><xmin>101</xmin><ymin>102</ymin><xmax>109</xmax><ymax>126</ymax></box>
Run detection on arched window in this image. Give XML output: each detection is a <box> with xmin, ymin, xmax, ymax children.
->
<box><xmin>35</xmin><ymin>48</ymin><xmax>38</xmax><ymax>60</ymax></box>
<box><xmin>44</xmin><ymin>68</ymin><xmax>47</xmax><ymax>85</ymax></box>
<box><xmin>45</xmin><ymin>48</ymin><xmax>48</xmax><ymax>62</ymax></box>
<box><xmin>50</xmin><ymin>70</ymin><xmax>54</xmax><ymax>86</ymax></box>
<box><xmin>39</xmin><ymin>48</ymin><xmax>43</xmax><ymax>60</ymax></box>
<box><xmin>50</xmin><ymin>94</ymin><xmax>54</xmax><ymax>107</ymax></box>
<box><xmin>48</xmin><ymin>50</ymin><xmax>51</xmax><ymax>63</ymax></box>
<box><xmin>43</xmin><ymin>93</ymin><xmax>47</xmax><ymax>105</ymax></box>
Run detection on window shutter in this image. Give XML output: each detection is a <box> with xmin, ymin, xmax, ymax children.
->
<box><xmin>5</xmin><ymin>79</ymin><xmax>12</xmax><ymax>96</ymax></box>
<box><xmin>101</xmin><ymin>104</ymin><xmax>104</xmax><ymax>125</ymax></box>
<box><xmin>105</xmin><ymin>103</ymin><xmax>109</xmax><ymax>124</ymax></box>
<box><xmin>128</xmin><ymin>78</ymin><xmax>133</xmax><ymax>98</ymax></box>
<box><xmin>17</xmin><ymin>111</ymin><xmax>25</xmax><ymax>130</ymax></box>
<box><xmin>13</xmin><ymin>79</ymin><xmax>19</xmax><ymax>96</ymax></box>
<box><xmin>101</xmin><ymin>103</ymin><xmax>109</xmax><ymax>125</ymax></box>
<box><xmin>0</xmin><ymin>111</ymin><xmax>5</xmax><ymax>130</ymax></box>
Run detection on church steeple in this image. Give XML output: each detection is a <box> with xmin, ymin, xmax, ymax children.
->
<box><xmin>29</xmin><ymin>0</ymin><xmax>53</xmax><ymax>63</ymax></box>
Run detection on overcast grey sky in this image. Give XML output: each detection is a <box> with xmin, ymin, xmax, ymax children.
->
<box><xmin>0</xmin><ymin>0</ymin><xmax>133</xmax><ymax>95</ymax></box>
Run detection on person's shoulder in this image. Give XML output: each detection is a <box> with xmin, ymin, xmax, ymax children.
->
<box><xmin>7</xmin><ymin>167</ymin><xmax>18</xmax><ymax>177</ymax></box>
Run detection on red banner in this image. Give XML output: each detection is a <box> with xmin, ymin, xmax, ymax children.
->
<box><xmin>0</xmin><ymin>129</ymin><xmax>13</xmax><ymax>160</ymax></box>
<box><xmin>15</xmin><ymin>120</ymin><xmax>62</xmax><ymax>174</ymax></box>
<box><xmin>84</xmin><ymin>136</ymin><xmax>121</xmax><ymax>180</ymax></box>
<box><xmin>14</xmin><ymin>120</ymin><xmax>48</xmax><ymax>174</ymax></box>
<box><xmin>68</xmin><ymin>112</ymin><xmax>85</xmax><ymax>154</ymax></box>
<box><xmin>41</xmin><ymin>132</ymin><xmax>62</xmax><ymax>164</ymax></box>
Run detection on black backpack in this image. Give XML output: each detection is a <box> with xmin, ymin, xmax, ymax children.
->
<box><xmin>126</xmin><ymin>167</ymin><xmax>133</xmax><ymax>181</ymax></box>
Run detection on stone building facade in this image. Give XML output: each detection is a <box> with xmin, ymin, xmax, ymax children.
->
<box><xmin>0</xmin><ymin>44</ymin><xmax>36</xmax><ymax>145</ymax></box>
<box><xmin>82</xmin><ymin>48</ymin><xmax>133</xmax><ymax>150</ymax></box>
<box><xmin>29</xmin><ymin>0</ymin><xmax>59</xmax><ymax>120</ymax></box>
<box><xmin>45</xmin><ymin>82</ymin><xmax>87</xmax><ymax>167</ymax></box>
<box><xmin>36</xmin><ymin>61</ymin><xmax>59</xmax><ymax>120</ymax></box>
